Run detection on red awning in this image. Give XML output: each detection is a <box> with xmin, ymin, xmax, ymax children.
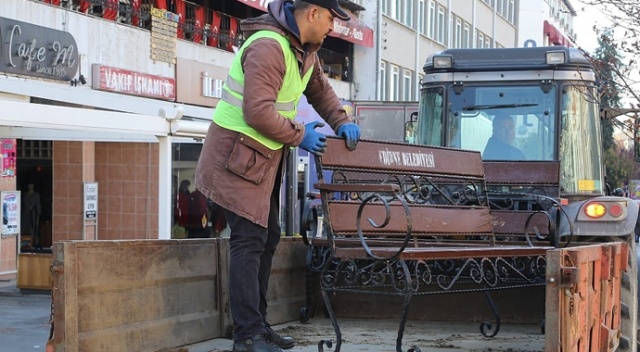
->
<box><xmin>543</xmin><ymin>20</ymin><xmax>572</xmax><ymax>47</ymax></box>
<box><xmin>236</xmin><ymin>0</ymin><xmax>374</xmax><ymax>47</ymax></box>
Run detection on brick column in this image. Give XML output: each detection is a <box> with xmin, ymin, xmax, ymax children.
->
<box><xmin>82</xmin><ymin>141</ymin><xmax>97</xmax><ymax>240</ymax></box>
<box><xmin>0</xmin><ymin>139</ymin><xmax>17</xmax><ymax>279</ymax></box>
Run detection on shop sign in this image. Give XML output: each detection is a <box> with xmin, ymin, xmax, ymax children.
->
<box><xmin>176</xmin><ymin>58</ymin><xmax>228</xmax><ymax>107</ymax></box>
<box><xmin>1</xmin><ymin>191</ymin><xmax>20</xmax><ymax>236</ymax></box>
<box><xmin>202</xmin><ymin>72</ymin><xmax>224</xmax><ymax>99</ymax></box>
<box><xmin>84</xmin><ymin>182</ymin><xmax>98</xmax><ymax>220</ymax></box>
<box><xmin>0</xmin><ymin>17</ymin><xmax>79</xmax><ymax>81</ymax></box>
<box><xmin>234</xmin><ymin>1</ymin><xmax>374</xmax><ymax>47</ymax></box>
<box><xmin>92</xmin><ymin>64</ymin><xmax>176</xmax><ymax>101</ymax></box>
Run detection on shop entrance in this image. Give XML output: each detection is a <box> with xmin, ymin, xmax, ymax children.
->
<box><xmin>16</xmin><ymin>140</ymin><xmax>53</xmax><ymax>252</ymax></box>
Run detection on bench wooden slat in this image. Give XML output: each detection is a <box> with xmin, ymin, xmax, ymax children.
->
<box><xmin>321</xmin><ymin>138</ymin><xmax>485</xmax><ymax>178</ymax></box>
<box><xmin>327</xmin><ymin>202</ymin><xmax>493</xmax><ymax>235</ymax></box>
<box><xmin>492</xmin><ymin>210</ymin><xmax>551</xmax><ymax>236</ymax></box>
<box><xmin>314</xmin><ymin>183</ymin><xmax>401</xmax><ymax>193</ymax></box>
<box><xmin>484</xmin><ymin>161</ymin><xmax>560</xmax><ymax>185</ymax></box>
<box><xmin>336</xmin><ymin>245</ymin><xmax>553</xmax><ymax>260</ymax></box>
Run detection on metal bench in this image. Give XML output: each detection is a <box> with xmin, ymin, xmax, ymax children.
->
<box><xmin>301</xmin><ymin>137</ymin><xmax>557</xmax><ymax>352</ymax></box>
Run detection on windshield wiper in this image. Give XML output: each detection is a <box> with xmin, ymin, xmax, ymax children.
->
<box><xmin>462</xmin><ymin>103</ymin><xmax>538</xmax><ymax>111</ymax></box>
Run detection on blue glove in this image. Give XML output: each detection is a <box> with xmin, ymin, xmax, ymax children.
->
<box><xmin>337</xmin><ymin>123</ymin><xmax>360</xmax><ymax>151</ymax></box>
<box><xmin>299</xmin><ymin>121</ymin><xmax>327</xmax><ymax>156</ymax></box>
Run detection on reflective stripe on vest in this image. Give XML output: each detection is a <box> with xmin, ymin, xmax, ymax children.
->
<box><xmin>213</xmin><ymin>30</ymin><xmax>313</xmax><ymax>150</ymax></box>
<box><xmin>221</xmin><ymin>77</ymin><xmax>295</xmax><ymax>112</ymax></box>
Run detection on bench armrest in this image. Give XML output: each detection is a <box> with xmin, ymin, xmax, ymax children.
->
<box><xmin>314</xmin><ymin>183</ymin><xmax>401</xmax><ymax>193</ymax></box>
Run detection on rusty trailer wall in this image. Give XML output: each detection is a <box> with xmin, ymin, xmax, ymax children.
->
<box><xmin>47</xmin><ymin>238</ymin><xmax>307</xmax><ymax>352</ymax></box>
<box><xmin>545</xmin><ymin>242</ymin><xmax>628</xmax><ymax>352</ymax></box>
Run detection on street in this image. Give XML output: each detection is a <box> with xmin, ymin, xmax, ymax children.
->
<box><xmin>0</xmin><ymin>284</ymin><xmax>51</xmax><ymax>352</ymax></box>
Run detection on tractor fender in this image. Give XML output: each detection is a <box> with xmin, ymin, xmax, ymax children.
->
<box><xmin>556</xmin><ymin>196</ymin><xmax>639</xmax><ymax>238</ymax></box>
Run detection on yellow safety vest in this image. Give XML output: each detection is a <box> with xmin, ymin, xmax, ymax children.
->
<box><xmin>214</xmin><ymin>30</ymin><xmax>313</xmax><ymax>150</ymax></box>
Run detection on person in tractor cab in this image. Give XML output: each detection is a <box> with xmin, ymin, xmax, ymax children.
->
<box><xmin>482</xmin><ymin>114</ymin><xmax>525</xmax><ymax>160</ymax></box>
<box><xmin>194</xmin><ymin>0</ymin><xmax>360</xmax><ymax>351</ymax></box>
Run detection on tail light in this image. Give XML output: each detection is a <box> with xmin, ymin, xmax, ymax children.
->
<box><xmin>578</xmin><ymin>201</ymin><xmax>628</xmax><ymax>221</ymax></box>
<box><xmin>584</xmin><ymin>202</ymin><xmax>606</xmax><ymax>218</ymax></box>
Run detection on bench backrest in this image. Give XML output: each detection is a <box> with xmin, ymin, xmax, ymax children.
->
<box><xmin>314</xmin><ymin>137</ymin><xmax>495</xmax><ymax>247</ymax></box>
<box><xmin>483</xmin><ymin>161</ymin><xmax>560</xmax><ymax>238</ymax></box>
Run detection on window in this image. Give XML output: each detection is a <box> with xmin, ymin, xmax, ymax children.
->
<box><xmin>394</xmin><ymin>0</ymin><xmax>402</xmax><ymax>21</ymax></box>
<box><xmin>477</xmin><ymin>31</ymin><xmax>484</xmax><ymax>48</ymax></box>
<box><xmin>486</xmin><ymin>36</ymin><xmax>491</xmax><ymax>48</ymax></box>
<box><xmin>418</xmin><ymin>0</ymin><xmax>426</xmax><ymax>34</ymax></box>
<box><xmin>560</xmin><ymin>84</ymin><xmax>602</xmax><ymax>194</ymax></box>
<box><xmin>437</xmin><ymin>5</ymin><xmax>445</xmax><ymax>43</ymax></box>
<box><xmin>428</xmin><ymin>0</ymin><xmax>435</xmax><ymax>39</ymax></box>
<box><xmin>462</xmin><ymin>23</ymin><xmax>470</xmax><ymax>48</ymax></box>
<box><xmin>445</xmin><ymin>85</ymin><xmax>557</xmax><ymax>161</ymax></box>
<box><xmin>378</xmin><ymin>61</ymin><xmax>387</xmax><ymax>100</ymax></box>
<box><xmin>507</xmin><ymin>0</ymin><xmax>515</xmax><ymax>23</ymax></box>
<box><xmin>390</xmin><ymin>65</ymin><xmax>400</xmax><ymax>101</ymax></box>
<box><xmin>454</xmin><ymin>17</ymin><xmax>462</xmax><ymax>48</ymax></box>
<box><xmin>382</xmin><ymin>0</ymin><xmax>388</xmax><ymax>15</ymax></box>
<box><xmin>403</xmin><ymin>70</ymin><xmax>413</xmax><ymax>101</ymax></box>
<box><xmin>416</xmin><ymin>87</ymin><xmax>445</xmax><ymax>146</ymax></box>
<box><xmin>405</xmin><ymin>0</ymin><xmax>414</xmax><ymax>27</ymax></box>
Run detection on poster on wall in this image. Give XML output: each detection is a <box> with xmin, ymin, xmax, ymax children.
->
<box><xmin>1</xmin><ymin>139</ymin><xmax>16</xmax><ymax>177</ymax></box>
<box><xmin>1</xmin><ymin>191</ymin><xmax>20</xmax><ymax>236</ymax></box>
<box><xmin>84</xmin><ymin>182</ymin><xmax>98</xmax><ymax>220</ymax></box>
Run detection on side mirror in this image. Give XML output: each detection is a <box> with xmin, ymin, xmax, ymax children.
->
<box><xmin>404</xmin><ymin>111</ymin><xmax>418</xmax><ymax>144</ymax></box>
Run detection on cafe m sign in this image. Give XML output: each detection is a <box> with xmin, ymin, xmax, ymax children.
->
<box><xmin>0</xmin><ymin>17</ymin><xmax>79</xmax><ymax>81</ymax></box>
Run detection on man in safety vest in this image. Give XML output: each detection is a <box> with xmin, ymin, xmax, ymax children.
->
<box><xmin>195</xmin><ymin>0</ymin><xmax>360</xmax><ymax>351</ymax></box>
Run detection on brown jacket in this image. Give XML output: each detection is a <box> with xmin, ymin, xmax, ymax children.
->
<box><xmin>195</xmin><ymin>0</ymin><xmax>352</xmax><ymax>227</ymax></box>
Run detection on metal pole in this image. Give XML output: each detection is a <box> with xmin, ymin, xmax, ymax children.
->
<box><xmin>285</xmin><ymin>147</ymin><xmax>298</xmax><ymax>236</ymax></box>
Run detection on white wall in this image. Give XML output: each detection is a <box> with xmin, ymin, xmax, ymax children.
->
<box><xmin>517</xmin><ymin>1</ymin><xmax>545</xmax><ymax>47</ymax></box>
<box><xmin>353</xmin><ymin>0</ymin><xmax>378</xmax><ymax>101</ymax></box>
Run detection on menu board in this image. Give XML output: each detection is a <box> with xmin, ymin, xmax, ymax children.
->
<box><xmin>151</xmin><ymin>7</ymin><xmax>179</xmax><ymax>65</ymax></box>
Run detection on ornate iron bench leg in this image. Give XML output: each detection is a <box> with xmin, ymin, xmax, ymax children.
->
<box><xmin>480</xmin><ymin>291</ymin><xmax>501</xmax><ymax>338</ymax></box>
<box><xmin>320</xmin><ymin>288</ymin><xmax>342</xmax><ymax>352</ymax></box>
<box><xmin>300</xmin><ymin>245</ymin><xmax>315</xmax><ymax>323</ymax></box>
<box><xmin>397</xmin><ymin>260</ymin><xmax>421</xmax><ymax>352</ymax></box>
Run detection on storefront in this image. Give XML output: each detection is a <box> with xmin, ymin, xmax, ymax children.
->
<box><xmin>0</xmin><ymin>1</ymin><xmax>355</xmax><ymax>288</ymax></box>
<box><xmin>0</xmin><ymin>9</ymin><xmax>215</xmax><ymax>286</ymax></box>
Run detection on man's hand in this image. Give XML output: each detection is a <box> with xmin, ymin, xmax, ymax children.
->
<box><xmin>299</xmin><ymin>121</ymin><xmax>327</xmax><ymax>156</ymax></box>
<box><xmin>337</xmin><ymin>123</ymin><xmax>360</xmax><ymax>151</ymax></box>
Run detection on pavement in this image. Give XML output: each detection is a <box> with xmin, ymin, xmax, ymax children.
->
<box><xmin>0</xmin><ymin>278</ymin><xmax>544</xmax><ymax>352</ymax></box>
<box><xmin>0</xmin><ymin>278</ymin><xmax>52</xmax><ymax>352</ymax></box>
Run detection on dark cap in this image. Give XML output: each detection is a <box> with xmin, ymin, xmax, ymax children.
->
<box><xmin>304</xmin><ymin>0</ymin><xmax>350</xmax><ymax>21</ymax></box>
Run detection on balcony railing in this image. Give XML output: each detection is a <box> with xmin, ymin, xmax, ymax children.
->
<box><xmin>38</xmin><ymin>0</ymin><xmax>352</xmax><ymax>81</ymax></box>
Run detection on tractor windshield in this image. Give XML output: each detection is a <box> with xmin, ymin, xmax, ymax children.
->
<box><xmin>415</xmin><ymin>82</ymin><xmax>603</xmax><ymax>195</ymax></box>
<box><xmin>417</xmin><ymin>84</ymin><xmax>556</xmax><ymax>161</ymax></box>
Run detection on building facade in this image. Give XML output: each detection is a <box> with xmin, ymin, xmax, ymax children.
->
<box><xmin>350</xmin><ymin>0</ymin><xmax>579</xmax><ymax>102</ymax></box>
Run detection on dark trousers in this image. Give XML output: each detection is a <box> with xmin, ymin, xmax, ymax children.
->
<box><xmin>223</xmin><ymin>186</ymin><xmax>282</xmax><ymax>341</ymax></box>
